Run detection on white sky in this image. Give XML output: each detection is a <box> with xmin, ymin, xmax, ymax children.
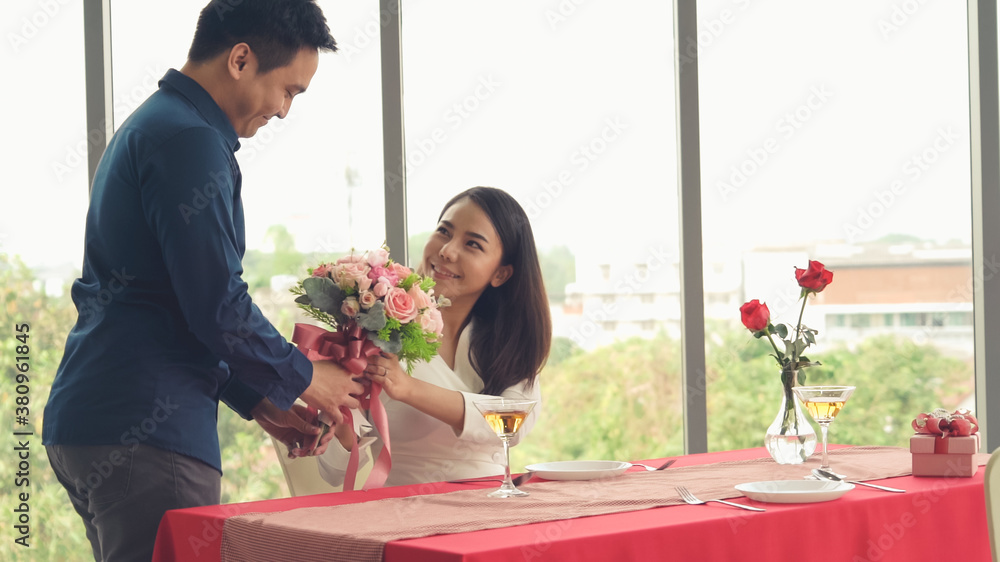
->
<box><xmin>1</xmin><ymin>0</ymin><xmax>973</xmax><ymax>272</ymax></box>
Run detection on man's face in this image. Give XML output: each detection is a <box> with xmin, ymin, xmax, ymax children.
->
<box><xmin>228</xmin><ymin>47</ymin><xmax>319</xmax><ymax>138</ymax></box>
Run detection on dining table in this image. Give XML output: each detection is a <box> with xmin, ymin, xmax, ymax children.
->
<box><xmin>152</xmin><ymin>445</ymin><xmax>991</xmax><ymax>562</ymax></box>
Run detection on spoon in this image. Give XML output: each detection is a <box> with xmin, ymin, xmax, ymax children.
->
<box><xmin>811</xmin><ymin>468</ymin><xmax>906</xmax><ymax>493</ymax></box>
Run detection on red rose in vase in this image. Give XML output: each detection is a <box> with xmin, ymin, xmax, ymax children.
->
<box><xmin>794</xmin><ymin>260</ymin><xmax>834</xmax><ymax>293</ymax></box>
<box><xmin>739</xmin><ymin>299</ymin><xmax>770</xmax><ymax>332</ymax></box>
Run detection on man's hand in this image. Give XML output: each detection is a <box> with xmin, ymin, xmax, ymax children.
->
<box><xmin>298</xmin><ymin>360</ymin><xmax>366</xmax><ymax>425</ymax></box>
<box><xmin>251</xmin><ymin>398</ymin><xmax>335</xmax><ymax>457</ymax></box>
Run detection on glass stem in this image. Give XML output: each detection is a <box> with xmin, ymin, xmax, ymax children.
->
<box><xmin>501</xmin><ymin>436</ymin><xmax>514</xmax><ymax>487</ymax></box>
<box><xmin>819</xmin><ymin>422</ymin><xmax>831</xmax><ymax>469</ymax></box>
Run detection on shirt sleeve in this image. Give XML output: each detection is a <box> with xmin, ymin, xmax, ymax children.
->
<box><xmin>139</xmin><ymin>127</ymin><xmax>311</xmax><ymax>409</ymax></box>
<box><xmin>455</xmin><ymin>378</ymin><xmax>542</xmax><ymax>447</ymax></box>
<box><xmin>219</xmin><ymin>376</ymin><xmax>264</xmax><ymax>420</ymax></box>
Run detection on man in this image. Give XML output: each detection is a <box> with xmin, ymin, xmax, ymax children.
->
<box><xmin>42</xmin><ymin>1</ymin><xmax>362</xmax><ymax>560</ymax></box>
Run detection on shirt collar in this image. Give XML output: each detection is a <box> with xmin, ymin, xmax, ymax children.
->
<box><xmin>158</xmin><ymin>69</ymin><xmax>241</xmax><ymax>152</ymax></box>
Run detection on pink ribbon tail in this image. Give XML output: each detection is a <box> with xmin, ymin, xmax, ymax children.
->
<box><xmin>292</xmin><ymin>323</ymin><xmax>392</xmax><ymax>491</ymax></box>
<box><xmin>362</xmin><ymin>384</ymin><xmax>392</xmax><ymax>490</ymax></box>
<box><xmin>340</xmin><ymin>385</ymin><xmax>392</xmax><ymax>492</ymax></box>
<box><xmin>342</xmin><ymin>408</ymin><xmax>359</xmax><ymax>492</ymax></box>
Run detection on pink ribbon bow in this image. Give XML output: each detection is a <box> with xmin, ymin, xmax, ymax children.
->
<box><xmin>292</xmin><ymin>322</ymin><xmax>392</xmax><ymax>491</ymax></box>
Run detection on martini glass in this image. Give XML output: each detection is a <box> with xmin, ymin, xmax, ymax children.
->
<box><xmin>473</xmin><ymin>397</ymin><xmax>537</xmax><ymax>498</ymax></box>
<box><xmin>792</xmin><ymin>385</ymin><xmax>856</xmax><ymax>476</ymax></box>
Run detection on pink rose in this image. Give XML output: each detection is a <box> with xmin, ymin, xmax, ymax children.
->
<box><xmin>341</xmin><ymin>296</ymin><xmax>360</xmax><ymax>318</ymax></box>
<box><xmin>372</xmin><ymin>280</ymin><xmax>392</xmax><ymax>298</ymax></box>
<box><xmin>366</xmin><ymin>248</ymin><xmax>390</xmax><ymax>269</ymax></box>
<box><xmin>368</xmin><ymin>266</ymin><xmax>399</xmax><ymax>287</ymax></box>
<box><xmin>383</xmin><ymin>287</ymin><xmax>418</xmax><ymax>323</ymax></box>
<box><xmin>333</xmin><ymin>262</ymin><xmax>371</xmax><ymax>291</ymax></box>
<box><xmin>358</xmin><ymin>290</ymin><xmax>377</xmax><ymax>310</ymax></box>
<box><xmin>312</xmin><ymin>263</ymin><xmax>334</xmax><ymax>278</ymax></box>
<box><xmin>419</xmin><ymin>307</ymin><xmax>444</xmax><ymax>338</ymax></box>
<box><xmin>408</xmin><ymin>285</ymin><xmax>433</xmax><ymax>311</ymax></box>
<box><xmin>390</xmin><ymin>262</ymin><xmax>413</xmax><ymax>280</ymax></box>
<box><xmin>336</xmin><ymin>253</ymin><xmax>365</xmax><ymax>265</ymax></box>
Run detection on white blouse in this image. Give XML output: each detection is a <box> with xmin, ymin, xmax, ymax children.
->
<box><xmin>317</xmin><ymin>324</ymin><xmax>541</xmax><ymax>487</ymax></box>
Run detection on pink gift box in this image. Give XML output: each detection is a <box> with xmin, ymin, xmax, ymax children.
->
<box><xmin>909</xmin><ymin>433</ymin><xmax>980</xmax><ymax>477</ymax></box>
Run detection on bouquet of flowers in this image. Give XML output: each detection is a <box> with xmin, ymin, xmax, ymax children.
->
<box><xmin>289</xmin><ymin>246</ymin><xmax>448</xmax><ymax>491</ymax></box>
<box><xmin>291</xmin><ymin>246</ymin><xmax>447</xmax><ymax>374</ymax></box>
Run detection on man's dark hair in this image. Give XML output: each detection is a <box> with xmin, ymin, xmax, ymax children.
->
<box><xmin>188</xmin><ymin>0</ymin><xmax>337</xmax><ymax>73</ymax></box>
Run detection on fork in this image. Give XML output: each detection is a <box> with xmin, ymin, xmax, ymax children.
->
<box><xmin>632</xmin><ymin>459</ymin><xmax>677</xmax><ymax>471</ymax></box>
<box><xmin>675</xmin><ymin>485</ymin><xmax>765</xmax><ymax>512</ymax></box>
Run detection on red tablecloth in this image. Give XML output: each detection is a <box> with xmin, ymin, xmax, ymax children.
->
<box><xmin>153</xmin><ymin>447</ymin><xmax>991</xmax><ymax>562</ymax></box>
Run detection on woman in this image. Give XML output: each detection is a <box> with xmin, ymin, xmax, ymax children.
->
<box><xmin>318</xmin><ymin>186</ymin><xmax>551</xmax><ymax>486</ymax></box>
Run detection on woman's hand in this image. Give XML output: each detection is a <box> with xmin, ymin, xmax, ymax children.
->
<box><xmin>333</xmin><ymin>415</ymin><xmax>356</xmax><ymax>451</ymax></box>
<box><xmin>365</xmin><ymin>353</ymin><xmax>468</xmax><ymax>433</ymax></box>
<box><xmin>364</xmin><ymin>353</ymin><xmax>412</xmax><ymax>402</ymax></box>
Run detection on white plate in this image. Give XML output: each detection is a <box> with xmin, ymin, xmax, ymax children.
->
<box><xmin>525</xmin><ymin>461</ymin><xmax>632</xmax><ymax>481</ymax></box>
<box><xmin>735</xmin><ymin>480</ymin><xmax>854</xmax><ymax>503</ymax></box>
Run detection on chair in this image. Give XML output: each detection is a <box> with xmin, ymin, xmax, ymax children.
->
<box><xmin>987</xmin><ymin>448</ymin><xmax>1000</xmax><ymax>561</ymax></box>
<box><xmin>270</xmin><ymin>437</ymin><xmax>341</xmax><ymax>496</ymax></box>
<box><xmin>270</xmin><ymin>437</ymin><xmax>375</xmax><ymax>496</ymax></box>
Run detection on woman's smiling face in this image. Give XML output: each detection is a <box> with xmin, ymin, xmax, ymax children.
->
<box><xmin>421</xmin><ymin>197</ymin><xmax>512</xmax><ymax>306</ymax></box>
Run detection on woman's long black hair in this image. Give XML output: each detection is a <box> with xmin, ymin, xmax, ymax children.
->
<box><xmin>437</xmin><ymin>187</ymin><xmax>552</xmax><ymax>395</ymax></box>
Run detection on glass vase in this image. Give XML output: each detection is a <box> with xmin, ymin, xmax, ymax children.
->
<box><xmin>764</xmin><ymin>372</ymin><xmax>817</xmax><ymax>464</ymax></box>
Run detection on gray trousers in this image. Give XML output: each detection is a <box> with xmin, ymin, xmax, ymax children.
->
<box><xmin>46</xmin><ymin>443</ymin><xmax>221</xmax><ymax>562</ymax></box>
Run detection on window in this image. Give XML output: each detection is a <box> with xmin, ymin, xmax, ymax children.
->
<box><xmin>699</xmin><ymin>0</ymin><xmax>972</xmax><ymax>449</ymax></box>
<box><xmin>111</xmin><ymin>1</ymin><xmax>386</xmax><ymax>272</ymax></box>
<box><xmin>948</xmin><ymin>311</ymin><xmax>972</xmax><ymax>326</ymax></box>
<box><xmin>10</xmin><ymin>0</ymin><xmax>992</xmax><ymax>502</ymax></box>
<box><xmin>849</xmin><ymin>314</ymin><xmax>871</xmax><ymax>329</ymax></box>
<box><xmin>401</xmin><ymin>0</ymin><xmax>681</xmax><ymax>464</ymax></box>
<box><xmin>2</xmin><ymin>3</ymin><xmax>89</xmax><ymax>282</ymax></box>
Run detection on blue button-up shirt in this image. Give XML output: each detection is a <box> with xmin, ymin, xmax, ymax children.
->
<box><xmin>43</xmin><ymin>70</ymin><xmax>312</xmax><ymax>472</ymax></box>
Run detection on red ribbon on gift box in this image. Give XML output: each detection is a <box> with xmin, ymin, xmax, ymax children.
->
<box><xmin>292</xmin><ymin>322</ymin><xmax>392</xmax><ymax>491</ymax></box>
